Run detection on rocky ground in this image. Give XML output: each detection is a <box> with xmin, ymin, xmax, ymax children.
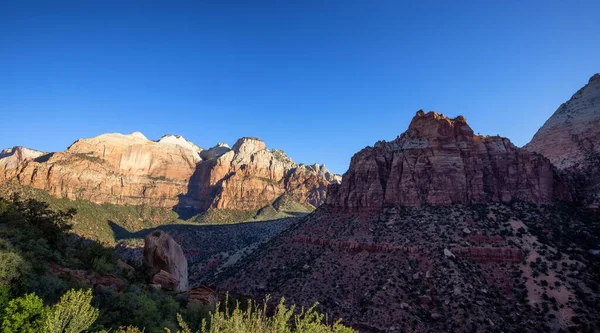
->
<box><xmin>212</xmin><ymin>203</ymin><xmax>600</xmax><ymax>332</ymax></box>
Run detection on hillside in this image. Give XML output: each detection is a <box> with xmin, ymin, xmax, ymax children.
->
<box><xmin>210</xmin><ymin>108</ymin><xmax>600</xmax><ymax>332</ymax></box>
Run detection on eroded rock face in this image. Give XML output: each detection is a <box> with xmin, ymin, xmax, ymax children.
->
<box><xmin>327</xmin><ymin>111</ymin><xmax>570</xmax><ymax>210</ymax></box>
<box><xmin>0</xmin><ymin>133</ymin><xmax>338</xmax><ymax>211</ymax></box>
<box><xmin>524</xmin><ymin>74</ymin><xmax>600</xmax><ymax>203</ymax></box>
<box><xmin>183</xmin><ymin>137</ymin><xmax>340</xmax><ymax>211</ymax></box>
<box><xmin>0</xmin><ymin>146</ymin><xmax>46</xmax><ymax>181</ymax></box>
<box><xmin>143</xmin><ymin>230</ymin><xmax>189</xmax><ymax>292</ymax></box>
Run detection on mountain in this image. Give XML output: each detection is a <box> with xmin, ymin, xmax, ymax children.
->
<box><xmin>328</xmin><ymin>110</ymin><xmax>571</xmax><ymax>210</ymax></box>
<box><xmin>524</xmin><ymin>73</ymin><xmax>600</xmax><ymax>205</ymax></box>
<box><xmin>0</xmin><ymin>133</ymin><xmax>340</xmax><ymax>219</ymax></box>
<box><xmin>212</xmin><ymin>111</ymin><xmax>599</xmax><ymax>332</ymax></box>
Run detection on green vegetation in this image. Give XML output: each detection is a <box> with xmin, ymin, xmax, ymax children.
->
<box><xmin>192</xmin><ymin>209</ymin><xmax>257</xmax><ymax>225</ymax></box>
<box><xmin>73</xmin><ymin>153</ymin><xmax>105</xmax><ymax>164</ymax></box>
<box><xmin>0</xmin><ymin>182</ymin><xmax>314</xmax><ymax>245</ymax></box>
<box><xmin>0</xmin><ymin>195</ymin><xmax>354</xmax><ymax>332</ymax></box>
<box><xmin>180</xmin><ymin>297</ymin><xmax>355</xmax><ymax>333</ymax></box>
<box><xmin>0</xmin><ymin>181</ymin><xmax>183</xmax><ymax>244</ymax></box>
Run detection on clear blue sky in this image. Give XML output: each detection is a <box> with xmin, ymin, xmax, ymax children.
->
<box><xmin>1</xmin><ymin>1</ymin><xmax>598</xmax><ymax>174</ymax></box>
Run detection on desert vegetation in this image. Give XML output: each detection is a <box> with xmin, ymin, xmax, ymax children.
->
<box><xmin>0</xmin><ymin>195</ymin><xmax>354</xmax><ymax>332</ymax></box>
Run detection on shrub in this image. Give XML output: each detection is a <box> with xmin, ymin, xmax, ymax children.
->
<box><xmin>1</xmin><ymin>293</ymin><xmax>47</xmax><ymax>333</ymax></box>
<box><xmin>44</xmin><ymin>289</ymin><xmax>99</xmax><ymax>333</ymax></box>
<box><xmin>179</xmin><ymin>296</ymin><xmax>356</xmax><ymax>333</ymax></box>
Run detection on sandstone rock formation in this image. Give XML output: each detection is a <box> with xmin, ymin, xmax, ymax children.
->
<box><xmin>0</xmin><ymin>146</ymin><xmax>45</xmax><ymax>180</ymax></box>
<box><xmin>143</xmin><ymin>230</ymin><xmax>189</xmax><ymax>292</ymax></box>
<box><xmin>186</xmin><ymin>286</ymin><xmax>218</xmax><ymax>306</ymax></box>
<box><xmin>0</xmin><ymin>133</ymin><xmax>339</xmax><ymax>214</ymax></box>
<box><xmin>151</xmin><ymin>269</ymin><xmax>180</xmax><ymax>291</ymax></box>
<box><xmin>327</xmin><ymin>111</ymin><xmax>570</xmax><ymax>210</ymax></box>
<box><xmin>49</xmin><ymin>263</ymin><xmax>127</xmax><ymax>292</ymax></box>
<box><xmin>182</xmin><ymin>137</ymin><xmax>340</xmax><ymax>211</ymax></box>
<box><xmin>524</xmin><ymin>73</ymin><xmax>600</xmax><ymax>203</ymax></box>
<box><xmin>213</xmin><ymin>107</ymin><xmax>599</xmax><ymax>332</ymax></box>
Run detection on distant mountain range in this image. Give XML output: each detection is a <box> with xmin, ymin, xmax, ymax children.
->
<box><xmin>0</xmin><ymin>133</ymin><xmax>340</xmax><ymax>220</ymax></box>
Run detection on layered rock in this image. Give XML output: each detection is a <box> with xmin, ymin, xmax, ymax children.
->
<box><xmin>0</xmin><ymin>133</ymin><xmax>338</xmax><ymax>212</ymax></box>
<box><xmin>327</xmin><ymin>111</ymin><xmax>570</xmax><ymax>210</ymax></box>
<box><xmin>0</xmin><ymin>146</ymin><xmax>46</xmax><ymax>180</ymax></box>
<box><xmin>182</xmin><ymin>137</ymin><xmax>340</xmax><ymax>211</ymax></box>
<box><xmin>524</xmin><ymin>73</ymin><xmax>600</xmax><ymax>203</ymax></box>
<box><xmin>144</xmin><ymin>230</ymin><xmax>189</xmax><ymax>292</ymax></box>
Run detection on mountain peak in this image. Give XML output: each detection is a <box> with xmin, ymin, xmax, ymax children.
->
<box><xmin>406</xmin><ymin>110</ymin><xmax>473</xmax><ymax>141</ymax></box>
<box><xmin>232</xmin><ymin>137</ymin><xmax>267</xmax><ymax>155</ymax></box>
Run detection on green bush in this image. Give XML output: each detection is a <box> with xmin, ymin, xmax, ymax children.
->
<box><xmin>1</xmin><ymin>293</ymin><xmax>47</xmax><ymax>333</ymax></box>
<box><xmin>44</xmin><ymin>289</ymin><xmax>99</xmax><ymax>333</ymax></box>
<box><xmin>175</xmin><ymin>296</ymin><xmax>356</xmax><ymax>333</ymax></box>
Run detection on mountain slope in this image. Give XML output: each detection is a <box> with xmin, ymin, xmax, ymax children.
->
<box><xmin>212</xmin><ymin>111</ymin><xmax>599</xmax><ymax>332</ymax></box>
<box><xmin>524</xmin><ymin>73</ymin><xmax>600</xmax><ymax>204</ymax></box>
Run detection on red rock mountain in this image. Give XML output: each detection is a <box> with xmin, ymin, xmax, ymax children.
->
<box><xmin>524</xmin><ymin>73</ymin><xmax>600</xmax><ymax>204</ymax></box>
<box><xmin>327</xmin><ymin>110</ymin><xmax>571</xmax><ymax>210</ymax></box>
<box><xmin>0</xmin><ymin>133</ymin><xmax>339</xmax><ymax>213</ymax></box>
<box><xmin>214</xmin><ymin>109</ymin><xmax>599</xmax><ymax>332</ymax></box>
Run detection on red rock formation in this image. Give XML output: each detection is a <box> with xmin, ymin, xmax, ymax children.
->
<box><xmin>48</xmin><ymin>263</ymin><xmax>127</xmax><ymax>292</ymax></box>
<box><xmin>144</xmin><ymin>230</ymin><xmax>189</xmax><ymax>292</ymax></box>
<box><xmin>0</xmin><ymin>134</ymin><xmax>339</xmax><ymax>212</ymax></box>
<box><xmin>151</xmin><ymin>269</ymin><xmax>180</xmax><ymax>291</ymax></box>
<box><xmin>327</xmin><ymin>111</ymin><xmax>570</xmax><ymax>210</ymax></box>
<box><xmin>0</xmin><ymin>147</ymin><xmax>45</xmax><ymax>181</ymax></box>
<box><xmin>186</xmin><ymin>286</ymin><xmax>218</xmax><ymax>306</ymax></box>
<box><xmin>524</xmin><ymin>73</ymin><xmax>600</xmax><ymax>204</ymax></box>
<box><xmin>183</xmin><ymin>137</ymin><xmax>339</xmax><ymax>211</ymax></box>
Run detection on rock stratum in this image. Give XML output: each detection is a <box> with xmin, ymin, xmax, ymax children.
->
<box><xmin>0</xmin><ymin>133</ymin><xmax>340</xmax><ymax>214</ymax></box>
<box><xmin>327</xmin><ymin>110</ymin><xmax>571</xmax><ymax>210</ymax></box>
<box><xmin>525</xmin><ymin>73</ymin><xmax>600</xmax><ymax>204</ymax></box>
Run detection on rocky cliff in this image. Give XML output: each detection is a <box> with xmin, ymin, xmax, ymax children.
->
<box><xmin>327</xmin><ymin>111</ymin><xmax>570</xmax><ymax>210</ymax></box>
<box><xmin>213</xmin><ymin>109</ymin><xmax>598</xmax><ymax>332</ymax></box>
<box><xmin>182</xmin><ymin>137</ymin><xmax>340</xmax><ymax>212</ymax></box>
<box><xmin>0</xmin><ymin>133</ymin><xmax>339</xmax><ymax>214</ymax></box>
<box><xmin>524</xmin><ymin>73</ymin><xmax>600</xmax><ymax>204</ymax></box>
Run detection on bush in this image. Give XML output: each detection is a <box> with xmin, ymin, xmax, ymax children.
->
<box><xmin>44</xmin><ymin>289</ymin><xmax>99</xmax><ymax>333</ymax></box>
<box><xmin>179</xmin><ymin>296</ymin><xmax>356</xmax><ymax>333</ymax></box>
<box><xmin>1</xmin><ymin>293</ymin><xmax>47</xmax><ymax>333</ymax></box>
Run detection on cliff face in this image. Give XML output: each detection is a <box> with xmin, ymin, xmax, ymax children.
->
<box><xmin>524</xmin><ymin>74</ymin><xmax>600</xmax><ymax>204</ymax></box>
<box><xmin>327</xmin><ymin>111</ymin><xmax>570</xmax><ymax>210</ymax></box>
<box><xmin>182</xmin><ymin>137</ymin><xmax>340</xmax><ymax>211</ymax></box>
<box><xmin>0</xmin><ymin>133</ymin><xmax>339</xmax><ymax>212</ymax></box>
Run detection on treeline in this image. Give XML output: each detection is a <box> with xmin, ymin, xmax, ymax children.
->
<box><xmin>0</xmin><ymin>196</ymin><xmax>354</xmax><ymax>332</ymax></box>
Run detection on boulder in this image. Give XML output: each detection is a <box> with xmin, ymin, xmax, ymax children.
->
<box><xmin>186</xmin><ymin>286</ymin><xmax>218</xmax><ymax>306</ymax></box>
<box><xmin>144</xmin><ymin>230</ymin><xmax>189</xmax><ymax>292</ymax></box>
<box><xmin>151</xmin><ymin>269</ymin><xmax>179</xmax><ymax>291</ymax></box>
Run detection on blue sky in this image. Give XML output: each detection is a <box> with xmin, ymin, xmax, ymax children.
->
<box><xmin>1</xmin><ymin>1</ymin><xmax>599</xmax><ymax>174</ymax></box>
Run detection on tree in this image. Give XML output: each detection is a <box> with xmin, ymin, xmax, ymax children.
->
<box><xmin>1</xmin><ymin>293</ymin><xmax>47</xmax><ymax>333</ymax></box>
<box><xmin>44</xmin><ymin>289</ymin><xmax>99</xmax><ymax>333</ymax></box>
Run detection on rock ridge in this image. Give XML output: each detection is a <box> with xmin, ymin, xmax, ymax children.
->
<box><xmin>0</xmin><ymin>132</ymin><xmax>339</xmax><ymax>213</ymax></box>
<box><xmin>327</xmin><ymin>110</ymin><xmax>570</xmax><ymax>210</ymax></box>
